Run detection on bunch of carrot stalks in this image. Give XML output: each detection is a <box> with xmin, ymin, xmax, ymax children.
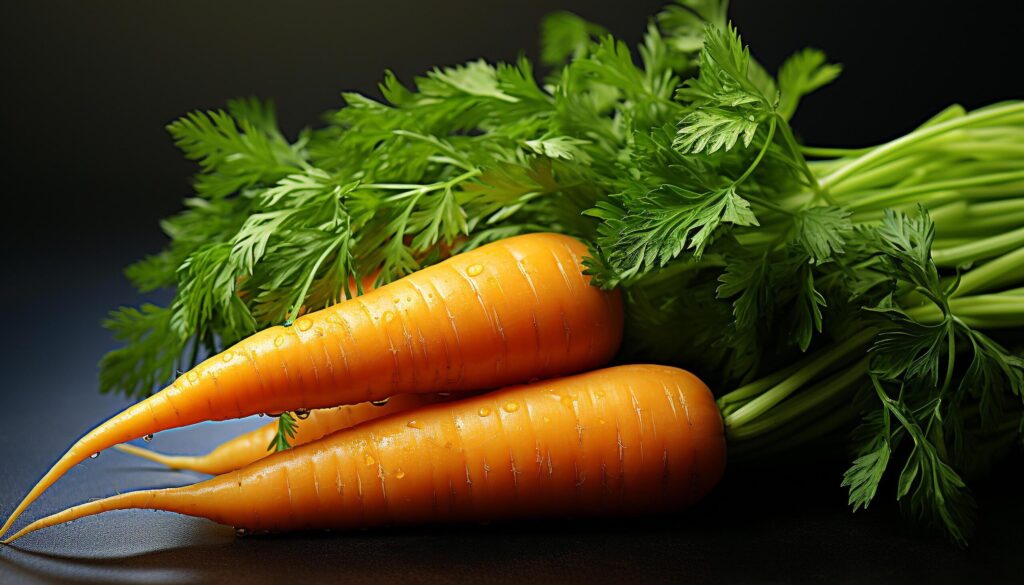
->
<box><xmin>0</xmin><ymin>233</ymin><xmax>727</xmax><ymax>542</ymax></box>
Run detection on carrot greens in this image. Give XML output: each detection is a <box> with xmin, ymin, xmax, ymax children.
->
<box><xmin>268</xmin><ymin>412</ymin><xmax>299</xmax><ymax>453</ymax></box>
<box><xmin>102</xmin><ymin>0</ymin><xmax>1023</xmax><ymax>542</ymax></box>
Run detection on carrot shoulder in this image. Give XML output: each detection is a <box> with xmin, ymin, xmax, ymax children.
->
<box><xmin>0</xmin><ymin>233</ymin><xmax>623</xmax><ymax>537</ymax></box>
<box><xmin>114</xmin><ymin>394</ymin><xmax>449</xmax><ymax>475</ymax></box>
<box><xmin>3</xmin><ymin>365</ymin><xmax>725</xmax><ymax>542</ymax></box>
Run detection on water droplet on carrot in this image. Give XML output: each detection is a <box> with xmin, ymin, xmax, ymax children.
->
<box><xmin>221</xmin><ymin>351</ymin><xmax>234</xmax><ymax>362</ymax></box>
<box><xmin>364</xmin><ymin>454</ymin><xmax>375</xmax><ymax>466</ymax></box>
<box><xmin>371</xmin><ymin>398</ymin><xmax>390</xmax><ymax>406</ymax></box>
<box><xmin>143</xmin><ymin>434</ymin><xmax>154</xmax><ymax>442</ymax></box>
<box><xmin>296</xmin><ymin>319</ymin><xmax>313</xmax><ymax>332</ymax></box>
<box><xmin>295</xmin><ymin>409</ymin><xmax>311</xmax><ymax>420</ymax></box>
<box><xmin>503</xmin><ymin>401</ymin><xmax>520</xmax><ymax>413</ymax></box>
<box><xmin>596</xmin><ymin>390</ymin><xmax>605</xmax><ymax>398</ymax></box>
<box><xmin>407</xmin><ymin>420</ymin><xmax>423</xmax><ymax>429</ymax></box>
<box><xmin>274</xmin><ymin>335</ymin><xmax>285</xmax><ymax>348</ymax></box>
<box><xmin>395</xmin><ymin>469</ymin><xmax>406</xmax><ymax>479</ymax></box>
<box><xmin>90</xmin><ymin>452</ymin><xmax>100</xmax><ymax>459</ymax></box>
<box><xmin>186</xmin><ymin>371</ymin><xmax>199</xmax><ymax>384</ymax></box>
<box><xmin>598</xmin><ymin>419</ymin><xmax>606</xmax><ymax>425</ymax></box>
<box><xmin>478</xmin><ymin>407</ymin><xmax>491</xmax><ymax>417</ymax></box>
<box><xmin>466</xmin><ymin>264</ymin><xmax>484</xmax><ymax>277</ymax></box>
<box><xmin>383</xmin><ymin>311</ymin><xmax>395</xmax><ymax>323</ymax></box>
<box><xmin>542</xmin><ymin>416</ymin><xmax>551</xmax><ymax>423</ymax></box>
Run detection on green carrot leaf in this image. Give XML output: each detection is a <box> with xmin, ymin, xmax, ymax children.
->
<box><xmin>777</xmin><ymin>48</ymin><xmax>842</xmax><ymax>120</ymax></box>
<box><xmin>268</xmin><ymin>412</ymin><xmax>300</xmax><ymax>452</ymax></box>
<box><xmin>794</xmin><ymin>206</ymin><xmax>852</xmax><ymax>265</ymax></box>
<box><xmin>842</xmin><ymin>427</ymin><xmax>892</xmax><ymax>512</ymax></box>
<box><xmin>99</xmin><ymin>305</ymin><xmax>187</xmax><ymax>400</ymax></box>
<box><xmin>167</xmin><ymin>98</ymin><xmax>304</xmax><ymax>198</ymax></box>
<box><xmin>539</xmin><ymin>11</ymin><xmax>606</xmax><ymax>66</ymax></box>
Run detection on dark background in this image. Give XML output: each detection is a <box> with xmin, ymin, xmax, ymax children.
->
<box><xmin>1</xmin><ymin>1</ymin><xmax>1022</xmax><ymax>583</ymax></box>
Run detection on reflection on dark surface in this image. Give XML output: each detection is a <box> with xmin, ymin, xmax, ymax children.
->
<box><xmin>2</xmin><ymin>447</ymin><xmax>1023</xmax><ymax>584</ymax></box>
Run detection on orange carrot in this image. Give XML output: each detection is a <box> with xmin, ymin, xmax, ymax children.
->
<box><xmin>114</xmin><ymin>394</ymin><xmax>448</xmax><ymax>475</ymax></box>
<box><xmin>112</xmin><ymin>270</ymin><xmax>396</xmax><ymax>474</ymax></box>
<box><xmin>0</xmin><ymin>233</ymin><xmax>623</xmax><ymax>536</ymax></box>
<box><xmin>3</xmin><ymin>365</ymin><xmax>724</xmax><ymax>542</ymax></box>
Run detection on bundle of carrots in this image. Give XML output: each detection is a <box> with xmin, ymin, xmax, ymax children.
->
<box><xmin>7</xmin><ymin>1</ymin><xmax>1022</xmax><ymax>548</ymax></box>
<box><xmin>1</xmin><ymin>233</ymin><xmax>726</xmax><ymax>542</ymax></box>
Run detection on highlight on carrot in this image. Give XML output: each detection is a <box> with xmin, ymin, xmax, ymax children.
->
<box><xmin>114</xmin><ymin>393</ymin><xmax>450</xmax><ymax>475</ymax></box>
<box><xmin>2</xmin><ymin>365</ymin><xmax>724</xmax><ymax>543</ymax></box>
<box><xmin>0</xmin><ymin>232</ymin><xmax>624</xmax><ymax>537</ymax></box>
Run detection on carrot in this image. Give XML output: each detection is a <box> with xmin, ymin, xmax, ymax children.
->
<box><xmin>112</xmin><ymin>270</ymin><xmax>396</xmax><ymax>474</ymax></box>
<box><xmin>2</xmin><ymin>365</ymin><xmax>724</xmax><ymax>542</ymax></box>
<box><xmin>114</xmin><ymin>394</ymin><xmax>449</xmax><ymax>475</ymax></box>
<box><xmin>0</xmin><ymin>232</ymin><xmax>623</xmax><ymax>537</ymax></box>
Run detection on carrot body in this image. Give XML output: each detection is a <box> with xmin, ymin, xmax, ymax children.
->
<box><xmin>115</xmin><ymin>394</ymin><xmax>448</xmax><ymax>475</ymax></box>
<box><xmin>0</xmin><ymin>233</ymin><xmax>623</xmax><ymax>536</ymax></box>
<box><xmin>3</xmin><ymin>365</ymin><xmax>725</xmax><ymax>542</ymax></box>
<box><xmin>114</xmin><ymin>271</ymin><xmax>407</xmax><ymax>474</ymax></box>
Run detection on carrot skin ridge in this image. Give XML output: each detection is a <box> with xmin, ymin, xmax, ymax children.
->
<box><xmin>0</xmin><ymin>233</ymin><xmax>623</xmax><ymax>537</ymax></box>
<box><xmin>114</xmin><ymin>393</ymin><xmax>451</xmax><ymax>475</ymax></box>
<box><xmin>2</xmin><ymin>365</ymin><xmax>724</xmax><ymax>543</ymax></box>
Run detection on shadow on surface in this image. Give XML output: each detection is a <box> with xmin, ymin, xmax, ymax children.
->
<box><xmin>3</xmin><ymin>458</ymin><xmax>1021</xmax><ymax>585</ymax></box>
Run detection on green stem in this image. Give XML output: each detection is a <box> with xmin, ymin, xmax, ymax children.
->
<box><xmin>367</xmin><ymin>168</ymin><xmax>483</xmax><ymax>196</ymax></box>
<box><xmin>941</xmin><ymin>319</ymin><xmax>957</xmax><ymax>395</ymax></box>
<box><xmin>953</xmin><ymin>247</ymin><xmax>1024</xmax><ymax>296</ymax></box>
<box><xmin>733</xmin><ymin>116</ymin><xmax>777</xmax><ymax>186</ymax></box>
<box><xmin>723</xmin><ymin>328</ymin><xmax>876</xmax><ymax>430</ymax></box>
<box><xmin>961</xmin><ymin>183</ymin><xmax>1024</xmax><ymax>201</ymax></box>
<box><xmin>843</xmin><ymin>171</ymin><xmax>1024</xmax><ymax>211</ymax></box>
<box><xmin>727</xmin><ymin>359</ymin><xmax>867</xmax><ymax>441</ymax></box>
<box><xmin>826</xmin><ymin>153</ymin><xmax>934</xmax><ymax>198</ymax></box>
<box><xmin>934</xmin><ymin>211</ymin><xmax>1024</xmax><ymax>237</ymax></box>
<box><xmin>931</xmin><ymin>225</ymin><xmax>1024</xmax><ymax>267</ymax></box>
<box><xmin>963</xmin><ymin>198</ymin><xmax>1024</xmax><ymax>216</ymax></box>
<box><xmin>819</xmin><ymin>102</ymin><xmax>1024</xmax><ymax>190</ymax></box>
<box><xmin>925</xmin><ymin>200</ymin><xmax>968</xmax><ymax>225</ymax></box>
<box><xmin>774</xmin><ymin>116</ymin><xmax>827</xmax><ymax>200</ymax></box>
<box><xmin>717</xmin><ymin>358</ymin><xmax>808</xmax><ymax>413</ymax></box>
<box><xmin>800</xmin><ymin>145</ymin><xmax>874</xmax><ymax>158</ymax></box>
<box><xmin>925</xmin><ymin>141</ymin><xmax>1024</xmax><ymax>157</ymax></box>
<box><xmin>906</xmin><ymin>295</ymin><xmax>1024</xmax><ymax>327</ymax></box>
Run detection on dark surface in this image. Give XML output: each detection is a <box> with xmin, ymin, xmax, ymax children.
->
<box><xmin>1</xmin><ymin>337</ymin><xmax>1023</xmax><ymax>585</ymax></box>
<box><xmin>2</xmin><ymin>1</ymin><xmax>1024</xmax><ymax>583</ymax></box>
